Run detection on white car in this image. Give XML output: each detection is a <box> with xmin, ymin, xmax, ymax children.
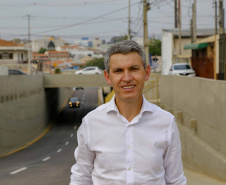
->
<box><xmin>169</xmin><ymin>63</ymin><xmax>196</xmax><ymax>77</ymax></box>
<box><xmin>74</xmin><ymin>66</ymin><xmax>102</xmax><ymax>74</ymax></box>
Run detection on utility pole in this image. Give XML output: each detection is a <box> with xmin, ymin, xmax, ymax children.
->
<box><xmin>191</xmin><ymin>19</ymin><xmax>193</xmax><ymax>43</ymax></box>
<box><xmin>178</xmin><ymin>0</ymin><xmax>181</xmax><ymax>55</ymax></box>
<box><xmin>215</xmin><ymin>1</ymin><xmax>218</xmax><ymax>35</ymax></box>
<box><xmin>143</xmin><ymin>0</ymin><xmax>150</xmax><ymax>65</ymax></box>
<box><xmin>192</xmin><ymin>0</ymin><xmax>197</xmax><ymax>43</ymax></box>
<box><xmin>128</xmin><ymin>0</ymin><xmax>131</xmax><ymax>40</ymax></box>
<box><xmin>175</xmin><ymin>0</ymin><xmax>178</xmax><ymax>28</ymax></box>
<box><xmin>219</xmin><ymin>0</ymin><xmax>223</xmax><ymax>34</ymax></box>
<box><xmin>223</xmin><ymin>9</ymin><xmax>225</xmax><ymax>33</ymax></box>
<box><xmin>26</xmin><ymin>14</ymin><xmax>31</xmax><ymax>74</ymax></box>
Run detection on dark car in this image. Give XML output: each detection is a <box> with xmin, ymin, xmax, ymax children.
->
<box><xmin>75</xmin><ymin>87</ymin><xmax>84</xmax><ymax>90</ymax></box>
<box><xmin>68</xmin><ymin>97</ymin><xmax>80</xmax><ymax>108</ymax></box>
<box><xmin>8</xmin><ymin>69</ymin><xmax>28</xmax><ymax>75</ymax></box>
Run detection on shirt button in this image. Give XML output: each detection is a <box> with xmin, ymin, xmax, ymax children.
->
<box><xmin>128</xmin><ymin>145</ymin><xmax>132</xmax><ymax>149</ymax></box>
<box><xmin>128</xmin><ymin>167</ymin><xmax>131</xmax><ymax>171</ymax></box>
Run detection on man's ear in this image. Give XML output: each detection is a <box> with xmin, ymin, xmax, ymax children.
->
<box><xmin>104</xmin><ymin>70</ymin><xmax>112</xmax><ymax>85</ymax></box>
<box><xmin>145</xmin><ymin>65</ymin><xmax>151</xmax><ymax>81</ymax></box>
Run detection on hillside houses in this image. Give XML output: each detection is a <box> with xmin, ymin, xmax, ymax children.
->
<box><xmin>1</xmin><ymin>36</ymin><xmax>107</xmax><ymax>74</ymax></box>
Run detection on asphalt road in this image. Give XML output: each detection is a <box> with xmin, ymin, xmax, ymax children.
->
<box><xmin>0</xmin><ymin>87</ymin><xmax>99</xmax><ymax>185</ymax></box>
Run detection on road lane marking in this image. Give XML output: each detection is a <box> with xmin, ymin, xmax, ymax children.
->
<box><xmin>10</xmin><ymin>167</ymin><xmax>27</xmax><ymax>175</ymax></box>
<box><xmin>74</xmin><ymin>126</ymin><xmax>77</xmax><ymax>130</ymax></box>
<box><xmin>57</xmin><ymin>148</ymin><xmax>62</xmax><ymax>153</ymax></box>
<box><xmin>42</xmin><ymin>157</ymin><xmax>51</xmax><ymax>161</ymax></box>
<box><xmin>65</xmin><ymin>141</ymin><xmax>69</xmax><ymax>145</ymax></box>
<box><xmin>70</xmin><ymin>134</ymin><xmax>73</xmax><ymax>137</ymax></box>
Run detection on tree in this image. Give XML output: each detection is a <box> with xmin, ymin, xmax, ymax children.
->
<box><xmin>85</xmin><ymin>57</ymin><xmax>105</xmax><ymax>70</ymax></box>
<box><xmin>149</xmin><ymin>39</ymin><xmax>161</xmax><ymax>56</ymax></box>
<box><xmin>39</xmin><ymin>47</ymin><xmax>47</xmax><ymax>54</ymax></box>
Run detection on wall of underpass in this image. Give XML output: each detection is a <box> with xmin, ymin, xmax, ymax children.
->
<box><xmin>160</xmin><ymin>75</ymin><xmax>226</xmax><ymax>182</ymax></box>
<box><xmin>0</xmin><ymin>75</ymin><xmax>72</xmax><ymax>156</ymax></box>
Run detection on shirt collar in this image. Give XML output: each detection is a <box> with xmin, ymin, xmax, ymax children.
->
<box><xmin>106</xmin><ymin>95</ymin><xmax>153</xmax><ymax>114</ymax></box>
<box><xmin>106</xmin><ymin>95</ymin><xmax>118</xmax><ymax>113</ymax></box>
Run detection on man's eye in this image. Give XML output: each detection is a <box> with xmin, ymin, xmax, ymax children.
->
<box><xmin>114</xmin><ymin>69</ymin><xmax>122</xmax><ymax>73</ymax></box>
<box><xmin>131</xmin><ymin>68</ymin><xmax>139</xmax><ymax>71</ymax></box>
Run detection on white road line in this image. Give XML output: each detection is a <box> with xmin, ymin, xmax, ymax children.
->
<box><xmin>74</xmin><ymin>126</ymin><xmax>77</xmax><ymax>130</ymax></box>
<box><xmin>42</xmin><ymin>157</ymin><xmax>51</xmax><ymax>161</ymax></box>
<box><xmin>70</xmin><ymin>134</ymin><xmax>73</xmax><ymax>137</ymax></box>
<box><xmin>57</xmin><ymin>148</ymin><xmax>62</xmax><ymax>153</ymax></box>
<box><xmin>65</xmin><ymin>141</ymin><xmax>69</xmax><ymax>145</ymax></box>
<box><xmin>10</xmin><ymin>167</ymin><xmax>28</xmax><ymax>175</ymax></box>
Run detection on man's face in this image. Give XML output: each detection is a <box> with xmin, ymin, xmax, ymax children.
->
<box><xmin>104</xmin><ymin>52</ymin><xmax>150</xmax><ymax>103</ymax></box>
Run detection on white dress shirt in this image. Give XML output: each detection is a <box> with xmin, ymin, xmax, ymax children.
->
<box><xmin>70</xmin><ymin>95</ymin><xmax>187</xmax><ymax>185</ymax></box>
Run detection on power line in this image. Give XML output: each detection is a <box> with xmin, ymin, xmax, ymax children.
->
<box><xmin>0</xmin><ymin>0</ymin><xmax>132</xmax><ymax>8</ymax></box>
<box><xmin>0</xmin><ymin>17</ymin><xmax>127</xmax><ymax>30</ymax></box>
<box><xmin>33</xmin><ymin>1</ymin><xmax>139</xmax><ymax>35</ymax></box>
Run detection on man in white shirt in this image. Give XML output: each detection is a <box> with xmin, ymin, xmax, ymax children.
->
<box><xmin>70</xmin><ymin>40</ymin><xmax>187</xmax><ymax>185</ymax></box>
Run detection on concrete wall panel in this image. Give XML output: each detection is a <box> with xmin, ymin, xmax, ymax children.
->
<box><xmin>0</xmin><ymin>75</ymin><xmax>72</xmax><ymax>156</ymax></box>
<box><xmin>160</xmin><ymin>75</ymin><xmax>226</xmax><ymax>182</ymax></box>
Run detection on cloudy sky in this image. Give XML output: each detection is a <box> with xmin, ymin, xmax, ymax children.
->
<box><xmin>0</xmin><ymin>0</ymin><xmax>224</xmax><ymax>43</ymax></box>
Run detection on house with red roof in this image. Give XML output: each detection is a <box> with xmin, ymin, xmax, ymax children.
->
<box><xmin>44</xmin><ymin>51</ymin><xmax>71</xmax><ymax>60</ymax></box>
<box><xmin>0</xmin><ymin>39</ymin><xmax>29</xmax><ymax>65</ymax></box>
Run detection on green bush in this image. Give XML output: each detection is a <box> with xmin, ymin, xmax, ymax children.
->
<box><xmin>54</xmin><ymin>68</ymin><xmax>61</xmax><ymax>74</ymax></box>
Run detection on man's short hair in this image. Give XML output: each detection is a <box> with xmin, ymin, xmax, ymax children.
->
<box><xmin>104</xmin><ymin>40</ymin><xmax>147</xmax><ymax>73</ymax></box>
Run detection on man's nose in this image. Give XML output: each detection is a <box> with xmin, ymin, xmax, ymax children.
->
<box><xmin>122</xmin><ymin>70</ymin><xmax>132</xmax><ymax>82</ymax></box>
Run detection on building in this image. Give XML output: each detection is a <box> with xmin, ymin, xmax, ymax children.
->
<box><xmin>184</xmin><ymin>35</ymin><xmax>220</xmax><ymax>79</ymax></box>
<box><xmin>31</xmin><ymin>36</ymin><xmax>67</xmax><ymax>52</ymax></box>
<box><xmin>0</xmin><ymin>39</ymin><xmax>28</xmax><ymax>65</ymax></box>
<box><xmin>32</xmin><ymin>53</ymin><xmax>49</xmax><ymax>71</ymax></box>
<box><xmin>44</xmin><ymin>51</ymin><xmax>71</xmax><ymax>61</ymax></box>
<box><xmin>161</xmin><ymin>28</ymin><xmax>215</xmax><ymax>75</ymax></box>
<box><xmin>74</xmin><ymin>37</ymin><xmax>92</xmax><ymax>47</ymax></box>
<box><xmin>57</xmin><ymin>45</ymin><xmax>95</xmax><ymax>58</ymax></box>
<box><xmin>93</xmin><ymin>38</ymin><xmax>102</xmax><ymax>48</ymax></box>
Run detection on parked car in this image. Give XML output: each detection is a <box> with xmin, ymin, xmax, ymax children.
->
<box><xmin>74</xmin><ymin>66</ymin><xmax>102</xmax><ymax>74</ymax></box>
<box><xmin>68</xmin><ymin>97</ymin><xmax>80</xmax><ymax>108</ymax></box>
<box><xmin>8</xmin><ymin>69</ymin><xmax>28</xmax><ymax>75</ymax></box>
<box><xmin>75</xmin><ymin>87</ymin><xmax>84</xmax><ymax>90</ymax></box>
<box><xmin>169</xmin><ymin>63</ymin><xmax>196</xmax><ymax>77</ymax></box>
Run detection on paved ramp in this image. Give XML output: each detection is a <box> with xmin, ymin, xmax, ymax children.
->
<box><xmin>185</xmin><ymin>168</ymin><xmax>226</xmax><ymax>185</ymax></box>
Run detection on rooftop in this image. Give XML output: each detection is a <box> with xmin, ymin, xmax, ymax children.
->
<box><xmin>0</xmin><ymin>39</ymin><xmax>24</xmax><ymax>47</ymax></box>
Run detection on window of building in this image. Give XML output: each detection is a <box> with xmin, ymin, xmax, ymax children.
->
<box><xmin>2</xmin><ymin>52</ymin><xmax>13</xmax><ymax>59</ymax></box>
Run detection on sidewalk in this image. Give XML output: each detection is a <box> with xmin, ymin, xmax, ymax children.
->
<box><xmin>184</xmin><ymin>168</ymin><xmax>226</xmax><ymax>185</ymax></box>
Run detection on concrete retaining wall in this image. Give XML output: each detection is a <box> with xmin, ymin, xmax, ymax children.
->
<box><xmin>0</xmin><ymin>75</ymin><xmax>72</xmax><ymax>156</ymax></box>
<box><xmin>159</xmin><ymin>75</ymin><xmax>226</xmax><ymax>182</ymax></box>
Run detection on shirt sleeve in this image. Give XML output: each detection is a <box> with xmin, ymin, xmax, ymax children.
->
<box><xmin>70</xmin><ymin>118</ymin><xmax>95</xmax><ymax>185</ymax></box>
<box><xmin>164</xmin><ymin>117</ymin><xmax>187</xmax><ymax>185</ymax></box>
